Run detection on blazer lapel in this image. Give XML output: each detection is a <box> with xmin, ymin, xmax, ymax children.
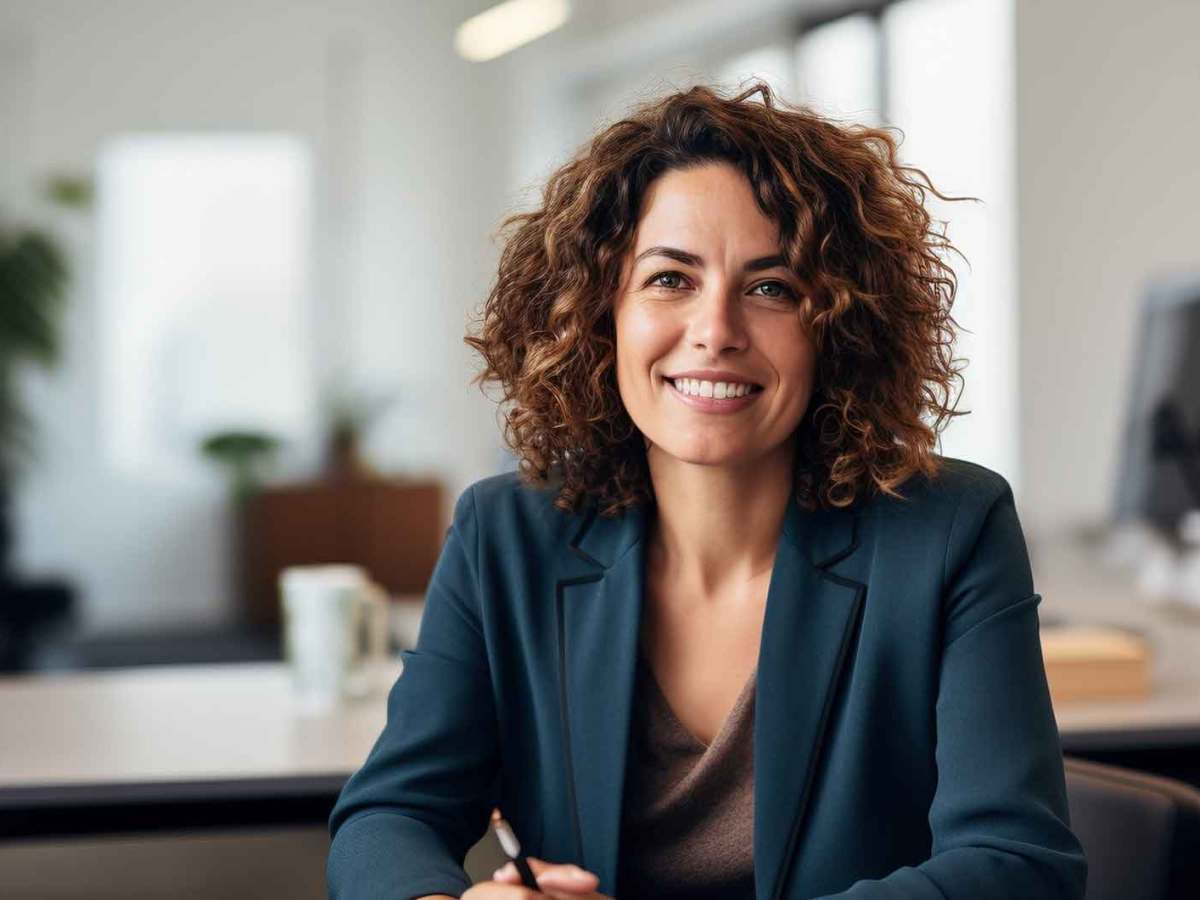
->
<box><xmin>554</xmin><ymin>499</ymin><xmax>648</xmax><ymax>895</ymax></box>
<box><xmin>754</xmin><ymin>497</ymin><xmax>865</xmax><ymax>900</ymax></box>
<box><xmin>553</xmin><ymin>493</ymin><xmax>865</xmax><ymax>900</ymax></box>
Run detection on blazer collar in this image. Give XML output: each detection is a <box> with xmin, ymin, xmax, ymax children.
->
<box><xmin>554</xmin><ymin>489</ymin><xmax>865</xmax><ymax>900</ymax></box>
<box><xmin>567</xmin><ymin>487</ymin><xmax>858</xmax><ymax>571</ymax></box>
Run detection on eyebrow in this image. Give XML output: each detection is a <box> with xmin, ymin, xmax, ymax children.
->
<box><xmin>633</xmin><ymin>245</ymin><xmax>789</xmax><ymax>273</ymax></box>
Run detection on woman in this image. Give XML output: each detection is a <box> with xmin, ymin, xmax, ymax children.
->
<box><xmin>327</xmin><ymin>83</ymin><xmax>1086</xmax><ymax>900</ymax></box>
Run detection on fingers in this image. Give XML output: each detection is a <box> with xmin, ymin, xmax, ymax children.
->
<box><xmin>461</xmin><ymin>881</ymin><xmax>542</xmax><ymax>899</ymax></box>
<box><xmin>492</xmin><ymin>857</ymin><xmax>600</xmax><ymax>896</ymax></box>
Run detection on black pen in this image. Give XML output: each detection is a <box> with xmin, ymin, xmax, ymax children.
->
<box><xmin>490</xmin><ymin>807</ymin><xmax>539</xmax><ymax>890</ymax></box>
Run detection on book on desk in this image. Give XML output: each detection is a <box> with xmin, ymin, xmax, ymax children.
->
<box><xmin>1040</xmin><ymin>624</ymin><xmax>1150</xmax><ymax>703</ymax></box>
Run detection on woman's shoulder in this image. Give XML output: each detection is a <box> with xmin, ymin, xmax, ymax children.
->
<box><xmin>855</xmin><ymin>457</ymin><xmax>1031</xmax><ymax>603</ymax></box>
<box><xmin>450</xmin><ymin>466</ymin><xmax>582</xmax><ymax>542</ymax></box>
<box><xmin>864</xmin><ymin>454</ymin><xmax>1018</xmax><ymax>530</ymax></box>
<box><xmin>908</xmin><ymin>455</ymin><xmax>1013</xmax><ymax>504</ymax></box>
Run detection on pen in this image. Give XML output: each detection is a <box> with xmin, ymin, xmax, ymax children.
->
<box><xmin>490</xmin><ymin>807</ymin><xmax>539</xmax><ymax>890</ymax></box>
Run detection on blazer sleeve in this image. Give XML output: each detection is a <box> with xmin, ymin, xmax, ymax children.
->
<box><xmin>812</xmin><ymin>476</ymin><xmax>1088</xmax><ymax>900</ymax></box>
<box><xmin>327</xmin><ymin>485</ymin><xmax>500</xmax><ymax>900</ymax></box>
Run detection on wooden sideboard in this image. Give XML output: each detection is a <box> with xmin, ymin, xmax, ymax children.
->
<box><xmin>238</xmin><ymin>477</ymin><xmax>443</xmax><ymax>626</ymax></box>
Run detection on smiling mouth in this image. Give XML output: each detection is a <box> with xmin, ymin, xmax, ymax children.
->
<box><xmin>662</xmin><ymin>376</ymin><xmax>765</xmax><ymax>399</ymax></box>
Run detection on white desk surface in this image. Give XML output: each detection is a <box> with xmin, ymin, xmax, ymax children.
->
<box><xmin>1032</xmin><ymin>534</ymin><xmax>1200</xmax><ymax>748</ymax></box>
<box><xmin>3</xmin><ymin>538</ymin><xmax>1198</xmax><ymax>794</ymax></box>
<box><xmin>0</xmin><ymin>660</ymin><xmax>403</xmax><ymax>790</ymax></box>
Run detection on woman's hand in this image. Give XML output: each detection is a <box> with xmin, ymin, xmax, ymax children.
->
<box><xmin>460</xmin><ymin>856</ymin><xmax>611</xmax><ymax>899</ymax></box>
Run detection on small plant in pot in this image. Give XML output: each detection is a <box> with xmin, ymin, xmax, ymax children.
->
<box><xmin>199</xmin><ymin>430</ymin><xmax>282</xmax><ymax>503</ymax></box>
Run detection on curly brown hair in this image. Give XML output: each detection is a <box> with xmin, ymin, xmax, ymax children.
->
<box><xmin>465</xmin><ymin>81</ymin><xmax>972</xmax><ymax>518</ymax></box>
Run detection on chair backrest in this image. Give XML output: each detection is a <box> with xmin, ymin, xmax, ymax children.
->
<box><xmin>1064</xmin><ymin>756</ymin><xmax>1200</xmax><ymax>900</ymax></box>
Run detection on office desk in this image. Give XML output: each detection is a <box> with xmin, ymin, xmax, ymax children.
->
<box><xmin>0</xmin><ymin>661</ymin><xmax>402</xmax><ymax>840</ymax></box>
<box><xmin>1033</xmin><ymin>534</ymin><xmax>1200</xmax><ymax>783</ymax></box>
<box><xmin>4</xmin><ymin>542</ymin><xmax>1199</xmax><ymax>842</ymax></box>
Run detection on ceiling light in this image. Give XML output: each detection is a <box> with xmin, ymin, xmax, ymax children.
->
<box><xmin>455</xmin><ymin>0</ymin><xmax>570</xmax><ymax>62</ymax></box>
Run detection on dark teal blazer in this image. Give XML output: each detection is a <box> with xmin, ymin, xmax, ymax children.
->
<box><xmin>327</xmin><ymin>457</ymin><xmax>1086</xmax><ymax>899</ymax></box>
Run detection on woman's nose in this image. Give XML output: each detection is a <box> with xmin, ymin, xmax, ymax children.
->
<box><xmin>688</xmin><ymin>284</ymin><xmax>748</xmax><ymax>354</ymax></box>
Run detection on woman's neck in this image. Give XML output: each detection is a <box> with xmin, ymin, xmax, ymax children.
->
<box><xmin>644</xmin><ymin>440</ymin><xmax>795</xmax><ymax>600</ymax></box>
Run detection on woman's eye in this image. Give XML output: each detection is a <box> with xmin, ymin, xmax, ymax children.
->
<box><xmin>751</xmin><ymin>280</ymin><xmax>795</xmax><ymax>300</ymax></box>
<box><xmin>648</xmin><ymin>271</ymin><xmax>688</xmax><ymax>290</ymax></box>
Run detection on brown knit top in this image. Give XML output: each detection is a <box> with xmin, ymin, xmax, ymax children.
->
<box><xmin>615</xmin><ymin>650</ymin><xmax>757</xmax><ymax>900</ymax></box>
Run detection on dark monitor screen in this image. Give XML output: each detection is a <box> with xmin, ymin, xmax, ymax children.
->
<box><xmin>1113</xmin><ymin>272</ymin><xmax>1200</xmax><ymax>533</ymax></box>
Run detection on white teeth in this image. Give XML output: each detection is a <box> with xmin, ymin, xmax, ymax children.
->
<box><xmin>670</xmin><ymin>378</ymin><xmax>755</xmax><ymax>399</ymax></box>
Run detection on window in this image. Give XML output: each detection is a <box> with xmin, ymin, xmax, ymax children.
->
<box><xmin>769</xmin><ymin>0</ymin><xmax>1017</xmax><ymax>480</ymax></box>
<box><xmin>795</xmin><ymin>12</ymin><xmax>882</xmax><ymax>126</ymax></box>
<box><xmin>717</xmin><ymin>44</ymin><xmax>795</xmax><ymax>99</ymax></box>
<box><xmin>95</xmin><ymin>134</ymin><xmax>317</xmax><ymax>483</ymax></box>
<box><xmin>879</xmin><ymin>0</ymin><xmax>1016</xmax><ymax>479</ymax></box>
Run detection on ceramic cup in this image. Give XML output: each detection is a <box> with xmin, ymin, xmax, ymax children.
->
<box><xmin>279</xmin><ymin>564</ymin><xmax>389</xmax><ymax>707</ymax></box>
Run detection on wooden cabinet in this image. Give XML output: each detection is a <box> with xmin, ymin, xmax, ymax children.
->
<box><xmin>238</xmin><ymin>478</ymin><xmax>443</xmax><ymax>626</ymax></box>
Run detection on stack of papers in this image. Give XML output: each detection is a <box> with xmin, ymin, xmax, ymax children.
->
<box><xmin>1039</xmin><ymin>625</ymin><xmax>1150</xmax><ymax>703</ymax></box>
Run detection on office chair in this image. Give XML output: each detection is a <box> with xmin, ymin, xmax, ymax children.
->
<box><xmin>1064</xmin><ymin>756</ymin><xmax>1200</xmax><ymax>900</ymax></box>
<box><xmin>462</xmin><ymin>757</ymin><xmax>1200</xmax><ymax>896</ymax></box>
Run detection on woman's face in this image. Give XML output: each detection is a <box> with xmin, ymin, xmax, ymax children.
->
<box><xmin>613</xmin><ymin>161</ymin><xmax>817</xmax><ymax>471</ymax></box>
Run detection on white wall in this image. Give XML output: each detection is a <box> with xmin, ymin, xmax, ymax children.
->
<box><xmin>1015</xmin><ymin>0</ymin><xmax>1200</xmax><ymax>538</ymax></box>
<box><xmin>0</xmin><ymin>0</ymin><xmax>513</xmax><ymax>632</ymax></box>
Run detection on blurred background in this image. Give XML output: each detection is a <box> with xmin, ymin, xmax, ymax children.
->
<box><xmin>0</xmin><ymin>0</ymin><xmax>1198</xmax><ymax>897</ymax></box>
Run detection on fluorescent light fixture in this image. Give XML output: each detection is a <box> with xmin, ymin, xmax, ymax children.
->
<box><xmin>455</xmin><ymin>0</ymin><xmax>570</xmax><ymax>62</ymax></box>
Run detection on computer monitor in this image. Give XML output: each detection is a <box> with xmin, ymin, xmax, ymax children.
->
<box><xmin>1113</xmin><ymin>271</ymin><xmax>1200</xmax><ymax>535</ymax></box>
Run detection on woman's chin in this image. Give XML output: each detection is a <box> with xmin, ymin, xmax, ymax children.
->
<box><xmin>648</xmin><ymin>442</ymin><xmax>757</xmax><ymax>469</ymax></box>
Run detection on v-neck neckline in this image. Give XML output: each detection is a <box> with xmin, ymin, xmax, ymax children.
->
<box><xmin>638</xmin><ymin>652</ymin><xmax>758</xmax><ymax>753</ymax></box>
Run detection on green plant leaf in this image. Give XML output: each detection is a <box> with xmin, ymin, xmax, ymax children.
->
<box><xmin>0</xmin><ymin>229</ymin><xmax>68</xmax><ymax>366</ymax></box>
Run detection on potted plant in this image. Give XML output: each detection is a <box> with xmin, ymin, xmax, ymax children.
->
<box><xmin>200</xmin><ymin>430</ymin><xmax>282</xmax><ymax>503</ymax></box>
<box><xmin>0</xmin><ymin>180</ymin><xmax>81</xmax><ymax>669</ymax></box>
<box><xmin>323</xmin><ymin>379</ymin><xmax>398</xmax><ymax>482</ymax></box>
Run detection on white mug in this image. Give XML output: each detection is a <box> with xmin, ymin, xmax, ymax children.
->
<box><xmin>279</xmin><ymin>564</ymin><xmax>390</xmax><ymax>706</ymax></box>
